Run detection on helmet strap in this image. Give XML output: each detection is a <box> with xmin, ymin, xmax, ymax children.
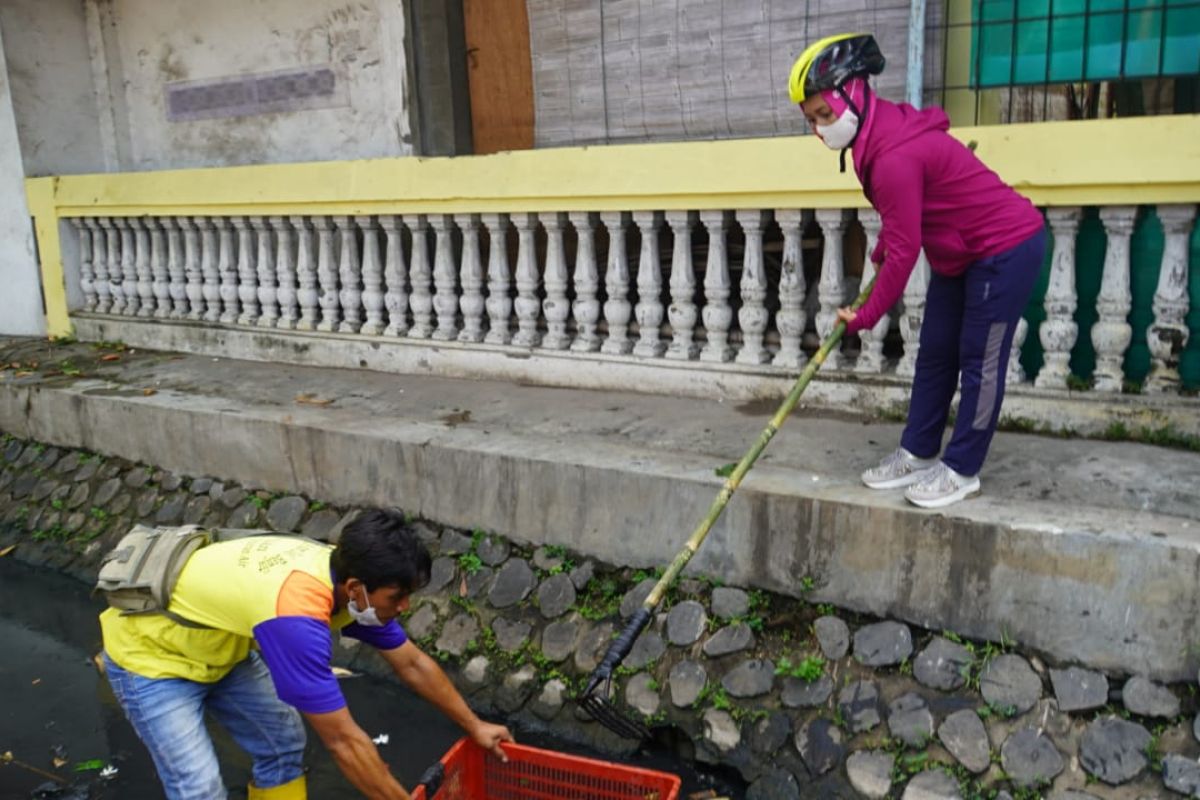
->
<box><xmin>835</xmin><ymin>81</ymin><xmax>872</xmax><ymax>174</ymax></box>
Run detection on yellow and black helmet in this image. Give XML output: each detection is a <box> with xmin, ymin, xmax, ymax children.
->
<box><xmin>788</xmin><ymin>33</ymin><xmax>886</xmax><ymax>105</ymax></box>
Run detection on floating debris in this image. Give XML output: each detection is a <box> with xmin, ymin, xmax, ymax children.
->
<box><xmin>371</xmin><ymin>734</ymin><xmax>389</xmax><ymax>746</ymax></box>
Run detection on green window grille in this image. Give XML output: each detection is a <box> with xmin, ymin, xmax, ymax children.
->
<box><xmin>972</xmin><ymin>0</ymin><xmax>1200</xmax><ymax>87</ymax></box>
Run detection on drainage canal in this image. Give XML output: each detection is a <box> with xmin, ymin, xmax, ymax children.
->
<box><xmin>0</xmin><ymin>558</ymin><xmax>744</xmax><ymax>799</ymax></box>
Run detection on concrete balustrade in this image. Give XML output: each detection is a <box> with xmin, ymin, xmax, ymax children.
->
<box><xmin>20</xmin><ymin>116</ymin><xmax>1199</xmax><ymax>433</ymax></box>
<box><xmin>62</xmin><ymin>203</ymin><xmax>1199</xmax><ymax>406</ymax></box>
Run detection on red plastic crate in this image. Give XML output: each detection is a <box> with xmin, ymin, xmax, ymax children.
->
<box><xmin>410</xmin><ymin>738</ymin><xmax>681</xmax><ymax>800</ymax></box>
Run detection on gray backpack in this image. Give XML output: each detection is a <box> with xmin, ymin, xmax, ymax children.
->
<box><xmin>96</xmin><ymin>525</ymin><xmax>305</xmax><ymax>628</ymax></box>
<box><xmin>96</xmin><ymin>524</ymin><xmax>214</xmax><ymax>628</ymax></box>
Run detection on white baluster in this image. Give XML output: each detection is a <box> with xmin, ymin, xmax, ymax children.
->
<box><xmin>215</xmin><ymin>218</ymin><xmax>238</xmax><ymax>324</ymax></box>
<box><xmin>334</xmin><ymin>215</ymin><xmax>362</xmax><ymax>333</ymax></box>
<box><xmin>1035</xmin><ymin>208</ymin><xmax>1083</xmax><ymax>389</ymax></box>
<box><xmin>357</xmin><ymin>216</ymin><xmax>386</xmax><ymax>336</ymax></box>
<box><xmin>87</xmin><ymin>218</ymin><xmax>111</xmax><ymax>314</ymax></box>
<box><xmin>735</xmin><ymin>210</ymin><xmax>770</xmax><ymax>364</ymax></box>
<box><xmin>814</xmin><ymin>209</ymin><xmax>849</xmax><ymax>369</ymax></box>
<box><xmin>1091</xmin><ymin>206</ymin><xmax>1138</xmax><ymax>392</ymax></box>
<box><xmin>164</xmin><ymin>218</ymin><xmax>187</xmax><ymax>319</ymax></box>
<box><xmin>896</xmin><ymin>251</ymin><xmax>932</xmax><ymax>378</ymax></box>
<box><xmin>101</xmin><ymin>217</ymin><xmax>124</xmax><ymax>314</ymax></box>
<box><xmin>314</xmin><ymin>217</ymin><xmax>340</xmax><ymax>332</ymax></box>
<box><xmin>234</xmin><ymin>217</ymin><xmax>258</xmax><ymax>325</ymax></box>
<box><xmin>405</xmin><ymin>215</ymin><xmax>435</xmax><ymax>339</ymax></box>
<box><xmin>381</xmin><ymin>215</ymin><xmax>409</xmax><ymax>337</ymax></box>
<box><xmin>119</xmin><ymin>218</ymin><xmax>140</xmax><ymax>317</ymax></box>
<box><xmin>699</xmin><ymin>211</ymin><xmax>734</xmax><ymax>362</ymax></box>
<box><xmin>292</xmin><ymin>216</ymin><xmax>320</xmax><ymax>331</ymax></box>
<box><xmin>542</xmin><ymin>213</ymin><xmax>571</xmax><ymax>349</ymax></box>
<box><xmin>665</xmin><ymin>211</ymin><xmax>698</xmax><ymax>360</ymax></box>
<box><xmin>110</xmin><ymin>218</ymin><xmax>128</xmax><ymax>314</ymax></box>
<box><xmin>73</xmin><ymin>220</ymin><xmax>96</xmax><ymax>312</ymax></box>
<box><xmin>253</xmin><ymin>217</ymin><xmax>278</xmax><ymax>327</ymax></box>
<box><xmin>632</xmin><ymin>211</ymin><xmax>666</xmax><ymax>358</ymax></box>
<box><xmin>773</xmin><ymin>209</ymin><xmax>808</xmax><ymax>369</ymax></box>
<box><xmin>269</xmin><ymin>217</ymin><xmax>294</xmax><ymax>330</ymax></box>
<box><xmin>1145</xmin><ymin>204</ymin><xmax>1197</xmax><ymax>393</ymax></box>
<box><xmin>195</xmin><ymin>217</ymin><xmax>220</xmax><ymax>322</ymax></box>
<box><xmin>510</xmin><ymin>213</ymin><xmax>541</xmax><ymax>348</ymax></box>
<box><xmin>482</xmin><ymin>214</ymin><xmax>512</xmax><ymax>344</ymax></box>
<box><xmin>181</xmin><ymin>217</ymin><xmax>204</xmax><ymax>320</ymax></box>
<box><xmin>569</xmin><ymin>212</ymin><xmax>601</xmax><ymax>353</ymax></box>
<box><xmin>431</xmin><ymin>214</ymin><xmax>459</xmax><ymax>341</ymax></box>
<box><xmin>456</xmin><ymin>214</ymin><xmax>485</xmax><ymax>343</ymax></box>
<box><xmin>149</xmin><ymin>219</ymin><xmax>170</xmax><ymax>319</ymax></box>
<box><xmin>133</xmin><ymin>218</ymin><xmax>154</xmax><ymax>317</ymax></box>
<box><xmin>855</xmin><ymin>210</ymin><xmax>888</xmax><ymax>373</ymax></box>
<box><xmin>1006</xmin><ymin>323</ymin><xmax>1030</xmax><ymax>384</ymax></box>
<box><xmin>601</xmin><ymin>212</ymin><xmax>633</xmax><ymax>355</ymax></box>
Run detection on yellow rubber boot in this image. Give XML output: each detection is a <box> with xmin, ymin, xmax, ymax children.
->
<box><xmin>248</xmin><ymin>774</ymin><xmax>307</xmax><ymax>800</ymax></box>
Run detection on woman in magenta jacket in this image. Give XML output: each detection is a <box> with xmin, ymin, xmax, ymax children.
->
<box><xmin>789</xmin><ymin>34</ymin><xmax>1047</xmax><ymax>508</ymax></box>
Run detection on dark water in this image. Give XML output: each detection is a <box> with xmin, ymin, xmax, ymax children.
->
<box><xmin>0</xmin><ymin>559</ymin><xmax>742</xmax><ymax>799</ymax></box>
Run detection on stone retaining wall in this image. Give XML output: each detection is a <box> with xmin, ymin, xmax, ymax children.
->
<box><xmin>1</xmin><ymin>434</ymin><xmax>1197</xmax><ymax>800</ymax></box>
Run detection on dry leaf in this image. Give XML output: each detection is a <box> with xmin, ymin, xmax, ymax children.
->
<box><xmin>52</xmin><ymin>757</ymin><xmax>67</xmax><ymax>769</ymax></box>
<box><xmin>441</xmin><ymin>409</ymin><xmax>472</xmax><ymax>427</ymax></box>
<box><xmin>0</xmin><ymin>544</ymin><xmax>15</xmax><ymax>557</ymax></box>
<box><xmin>295</xmin><ymin>393</ymin><xmax>334</xmax><ymax>407</ymax></box>
<box><xmin>459</xmin><ymin>575</ymin><xmax>468</xmax><ymax>597</ymax></box>
<box><xmin>142</xmin><ymin>388</ymin><xmax>157</xmax><ymax>396</ymax></box>
<box><xmin>99</xmin><ymin>354</ymin><xmax>121</xmax><ymax>362</ymax></box>
<box><xmin>14</xmin><ymin>371</ymin><xmax>33</xmax><ymax>378</ymax></box>
<box><xmin>31</xmin><ymin>678</ymin><xmax>41</xmax><ymax>686</ymax></box>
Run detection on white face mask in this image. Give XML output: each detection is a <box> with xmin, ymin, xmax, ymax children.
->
<box><xmin>816</xmin><ymin>108</ymin><xmax>860</xmax><ymax>151</ymax></box>
<box><xmin>347</xmin><ymin>585</ymin><xmax>384</xmax><ymax>627</ymax></box>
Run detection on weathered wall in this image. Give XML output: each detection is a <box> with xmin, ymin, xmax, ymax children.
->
<box><xmin>105</xmin><ymin>0</ymin><xmax>414</xmax><ymax>170</ymax></box>
<box><xmin>0</xmin><ymin>24</ymin><xmax>46</xmax><ymax>336</ymax></box>
<box><xmin>0</xmin><ymin>0</ymin><xmax>106</xmax><ymax>177</ymax></box>
<box><xmin>527</xmin><ymin>0</ymin><xmax>945</xmax><ymax>147</ymax></box>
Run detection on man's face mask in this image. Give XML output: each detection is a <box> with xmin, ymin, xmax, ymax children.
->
<box><xmin>348</xmin><ymin>584</ymin><xmax>384</xmax><ymax>627</ymax></box>
<box><xmin>816</xmin><ymin>108</ymin><xmax>860</xmax><ymax>151</ymax></box>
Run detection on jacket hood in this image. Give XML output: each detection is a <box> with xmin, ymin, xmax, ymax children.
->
<box><xmin>852</xmin><ymin>99</ymin><xmax>950</xmax><ymax>183</ymax></box>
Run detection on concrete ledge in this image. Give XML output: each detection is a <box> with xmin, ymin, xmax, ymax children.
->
<box><xmin>1</xmin><ymin>339</ymin><xmax>1197</xmax><ymax>681</ymax></box>
<box><xmin>74</xmin><ymin>315</ymin><xmax>1200</xmax><ymax>437</ymax></box>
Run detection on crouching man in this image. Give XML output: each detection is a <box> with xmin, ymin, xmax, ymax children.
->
<box><xmin>98</xmin><ymin>508</ymin><xmax>512</xmax><ymax>799</ymax></box>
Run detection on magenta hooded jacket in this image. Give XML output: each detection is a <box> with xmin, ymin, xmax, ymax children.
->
<box><xmin>844</xmin><ymin>97</ymin><xmax>1045</xmax><ymax>334</ymax></box>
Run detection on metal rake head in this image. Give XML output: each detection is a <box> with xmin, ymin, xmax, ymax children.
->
<box><xmin>577</xmin><ymin>678</ymin><xmax>651</xmax><ymax>741</ymax></box>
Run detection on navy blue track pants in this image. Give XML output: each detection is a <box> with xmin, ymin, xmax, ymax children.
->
<box><xmin>899</xmin><ymin>228</ymin><xmax>1046</xmax><ymax>476</ymax></box>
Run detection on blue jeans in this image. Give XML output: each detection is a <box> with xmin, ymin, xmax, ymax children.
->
<box><xmin>104</xmin><ymin>651</ymin><xmax>306</xmax><ymax>800</ymax></box>
<box><xmin>901</xmin><ymin>228</ymin><xmax>1047</xmax><ymax>476</ymax></box>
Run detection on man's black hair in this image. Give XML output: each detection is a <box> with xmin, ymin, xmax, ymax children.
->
<box><xmin>330</xmin><ymin>508</ymin><xmax>432</xmax><ymax>593</ymax></box>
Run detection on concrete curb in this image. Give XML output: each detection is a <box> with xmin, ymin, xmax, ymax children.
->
<box><xmin>1</xmin><ymin>371</ymin><xmax>1198</xmax><ymax>680</ymax></box>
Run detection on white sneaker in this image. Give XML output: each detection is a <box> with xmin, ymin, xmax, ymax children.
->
<box><xmin>861</xmin><ymin>447</ymin><xmax>939</xmax><ymax>489</ymax></box>
<box><xmin>904</xmin><ymin>462</ymin><xmax>981</xmax><ymax>508</ymax></box>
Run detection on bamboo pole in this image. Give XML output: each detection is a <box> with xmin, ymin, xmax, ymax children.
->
<box><xmin>644</xmin><ymin>274</ymin><xmax>877</xmax><ymax>608</ymax></box>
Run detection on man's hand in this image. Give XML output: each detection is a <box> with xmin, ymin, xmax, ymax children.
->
<box><xmin>470</xmin><ymin>721</ymin><xmax>515</xmax><ymax>762</ymax></box>
<box><xmin>383</xmin><ymin>642</ymin><xmax>517</xmax><ymax>764</ymax></box>
<box><xmin>836</xmin><ymin>306</ymin><xmax>857</xmax><ymax>326</ymax></box>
